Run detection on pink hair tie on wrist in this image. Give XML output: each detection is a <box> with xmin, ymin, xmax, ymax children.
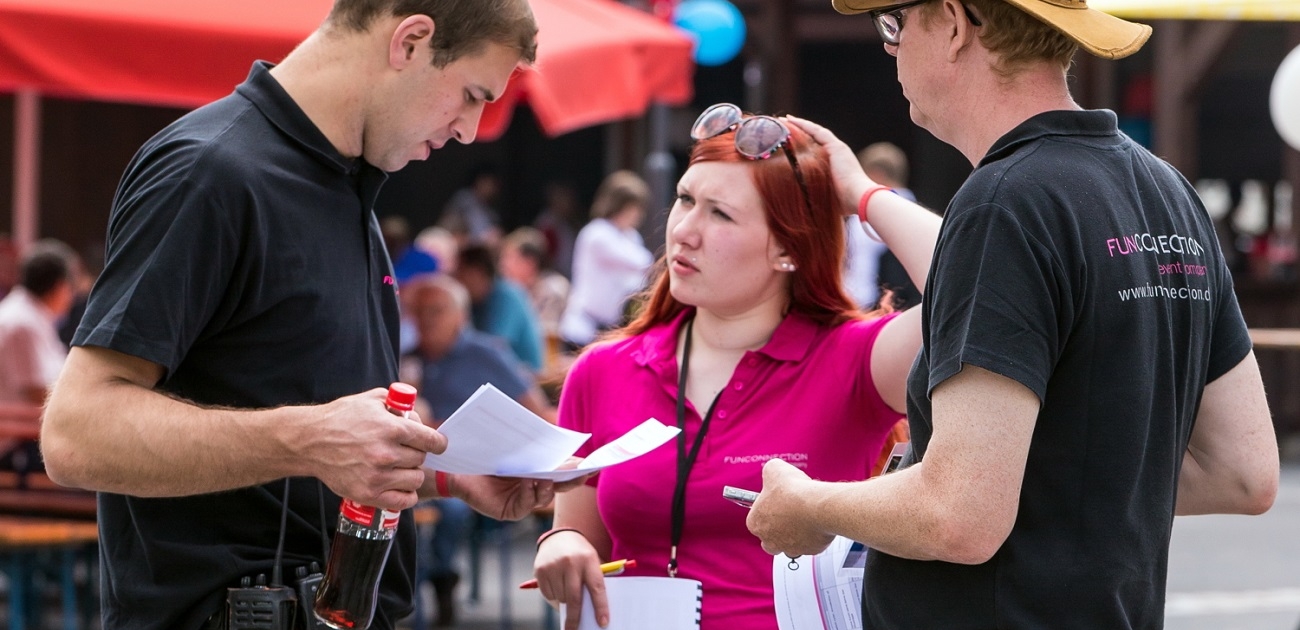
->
<box><xmin>856</xmin><ymin>185</ymin><xmax>893</xmax><ymax>224</ymax></box>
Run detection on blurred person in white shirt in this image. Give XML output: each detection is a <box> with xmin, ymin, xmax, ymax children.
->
<box><xmin>0</xmin><ymin>239</ymin><xmax>79</xmax><ymax>405</ymax></box>
<box><xmin>559</xmin><ymin>170</ymin><xmax>655</xmax><ymax>348</ymax></box>
<box><xmin>0</xmin><ymin>239</ymin><xmax>79</xmax><ymax>476</ymax></box>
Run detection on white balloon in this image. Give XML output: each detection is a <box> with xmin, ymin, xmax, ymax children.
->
<box><xmin>1272</xmin><ymin>43</ymin><xmax>1300</xmax><ymax>152</ymax></box>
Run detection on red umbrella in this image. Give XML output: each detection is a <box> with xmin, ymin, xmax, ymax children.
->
<box><xmin>0</xmin><ymin>0</ymin><xmax>322</xmax><ymax>108</ymax></box>
<box><xmin>0</xmin><ymin>0</ymin><xmax>695</xmax><ymax>246</ymax></box>
<box><xmin>0</xmin><ymin>0</ymin><xmax>694</xmax><ymax>136</ymax></box>
<box><xmin>476</xmin><ymin>0</ymin><xmax>695</xmax><ymax>141</ymax></box>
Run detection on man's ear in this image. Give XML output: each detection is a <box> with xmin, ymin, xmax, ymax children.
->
<box><xmin>389</xmin><ymin>14</ymin><xmax>435</xmax><ymax>69</ymax></box>
<box><xmin>944</xmin><ymin>0</ymin><xmax>976</xmax><ymax>62</ymax></box>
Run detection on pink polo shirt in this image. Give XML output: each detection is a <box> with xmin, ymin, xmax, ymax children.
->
<box><xmin>559</xmin><ymin>309</ymin><xmax>902</xmax><ymax>630</ymax></box>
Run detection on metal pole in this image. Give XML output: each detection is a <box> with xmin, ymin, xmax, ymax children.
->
<box><xmin>744</xmin><ymin>58</ymin><xmax>765</xmax><ymax>114</ymax></box>
<box><xmin>12</xmin><ymin>89</ymin><xmax>41</xmax><ymax>251</ymax></box>
<box><xmin>642</xmin><ymin>102</ymin><xmax>675</xmax><ymax>254</ymax></box>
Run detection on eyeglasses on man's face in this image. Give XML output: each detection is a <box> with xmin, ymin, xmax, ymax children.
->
<box><xmin>871</xmin><ymin>0</ymin><xmax>982</xmax><ymax>46</ymax></box>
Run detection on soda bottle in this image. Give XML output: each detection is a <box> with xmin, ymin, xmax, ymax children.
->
<box><xmin>314</xmin><ymin>382</ymin><xmax>418</xmax><ymax>629</ymax></box>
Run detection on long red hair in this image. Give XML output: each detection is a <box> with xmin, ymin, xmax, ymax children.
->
<box><xmin>618</xmin><ymin>118</ymin><xmax>876</xmax><ymax>338</ymax></box>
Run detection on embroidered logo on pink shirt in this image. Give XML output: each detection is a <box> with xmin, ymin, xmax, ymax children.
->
<box><xmin>722</xmin><ymin>452</ymin><xmax>810</xmax><ymax>469</ymax></box>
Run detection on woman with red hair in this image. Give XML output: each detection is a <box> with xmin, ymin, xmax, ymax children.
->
<box><xmin>532</xmin><ymin>104</ymin><xmax>940</xmax><ymax>630</ymax></box>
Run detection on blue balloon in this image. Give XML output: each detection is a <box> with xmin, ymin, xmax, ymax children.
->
<box><xmin>673</xmin><ymin>0</ymin><xmax>746</xmax><ymax>67</ymax></box>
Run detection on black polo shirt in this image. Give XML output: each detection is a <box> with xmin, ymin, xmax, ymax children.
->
<box><xmin>74</xmin><ymin>62</ymin><xmax>413</xmax><ymax>630</ymax></box>
<box><xmin>865</xmin><ymin>110</ymin><xmax>1251</xmax><ymax>629</ymax></box>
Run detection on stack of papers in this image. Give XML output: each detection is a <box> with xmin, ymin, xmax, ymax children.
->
<box><xmin>774</xmin><ymin>442</ymin><xmax>906</xmax><ymax>629</ymax></box>
<box><xmin>422</xmin><ymin>383</ymin><xmax>679</xmax><ymax>482</ymax></box>
<box><xmin>774</xmin><ymin>536</ymin><xmax>866</xmax><ymax>630</ymax></box>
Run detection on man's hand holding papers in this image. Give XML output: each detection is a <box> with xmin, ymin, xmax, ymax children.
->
<box><xmin>423</xmin><ymin>383</ymin><xmax>678</xmax><ymax>484</ymax></box>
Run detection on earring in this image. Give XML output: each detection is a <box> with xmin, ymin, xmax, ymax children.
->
<box><xmin>780</xmin><ymin>262</ymin><xmax>796</xmax><ymax>272</ymax></box>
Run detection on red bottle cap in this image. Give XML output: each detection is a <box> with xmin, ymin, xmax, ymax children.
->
<box><xmin>386</xmin><ymin>382</ymin><xmax>417</xmax><ymax>412</ymax></box>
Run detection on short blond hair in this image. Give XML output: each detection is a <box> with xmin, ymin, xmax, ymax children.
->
<box><xmin>589</xmin><ymin>170</ymin><xmax>650</xmax><ymax>220</ymax></box>
<box><xmin>503</xmin><ymin>227</ymin><xmax>549</xmax><ymax>267</ymax></box>
<box><xmin>857</xmin><ymin>142</ymin><xmax>909</xmax><ymax>187</ymax></box>
<box><xmin>916</xmin><ymin>0</ymin><xmax>1077</xmax><ymax>77</ymax></box>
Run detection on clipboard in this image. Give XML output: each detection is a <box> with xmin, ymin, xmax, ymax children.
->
<box><xmin>567</xmin><ymin>576</ymin><xmax>703</xmax><ymax>630</ymax></box>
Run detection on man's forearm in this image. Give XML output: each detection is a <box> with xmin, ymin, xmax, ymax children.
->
<box><xmin>1176</xmin><ymin>450</ymin><xmax>1224</xmax><ymax>515</ymax></box>
<box><xmin>42</xmin><ymin>368</ymin><xmax>303</xmax><ymax>496</ymax></box>
<box><xmin>801</xmin><ymin>469</ymin><xmax>979</xmax><ymax>563</ymax></box>
<box><xmin>1176</xmin><ymin>355</ymin><xmax>1279</xmax><ymax>516</ymax></box>
<box><xmin>1176</xmin><ymin>445</ymin><xmax>1278</xmax><ymax>516</ymax></box>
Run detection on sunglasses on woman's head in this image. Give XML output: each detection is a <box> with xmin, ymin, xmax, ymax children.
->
<box><xmin>690</xmin><ymin>103</ymin><xmax>813</xmax><ymax>214</ymax></box>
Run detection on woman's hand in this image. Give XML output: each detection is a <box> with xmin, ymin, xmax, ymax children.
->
<box><xmin>533</xmin><ymin>530</ymin><xmax>611</xmax><ymax>630</ymax></box>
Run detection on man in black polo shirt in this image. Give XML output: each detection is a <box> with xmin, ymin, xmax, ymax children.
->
<box><xmin>39</xmin><ymin>1</ymin><xmax>562</xmax><ymax>629</ymax></box>
<box><xmin>745</xmin><ymin>0</ymin><xmax>1280</xmax><ymax>628</ymax></box>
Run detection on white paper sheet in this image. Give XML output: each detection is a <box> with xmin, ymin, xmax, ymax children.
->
<box><xmin>773</xmin><ymin>536</ymin><xmax>865</xmax><ymax>630</ymax></box>
<box><xmin>421</xmin><ymin>383</ymin><xmax>678</xmax><ymax>481</ymax></box>
<box><xmin>519</xmin><ymin>418</ymin><xmax>681</xmax><ymax>481</ymax></box>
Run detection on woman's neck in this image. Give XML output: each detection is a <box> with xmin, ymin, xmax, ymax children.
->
<box><xmin>690</xmin><ymin>302</ymin><xmax>785</xmax><ymax>354</ymax></box>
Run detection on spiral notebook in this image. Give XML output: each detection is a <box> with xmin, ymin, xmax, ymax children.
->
<box><xmin>570</xmin><ymin>576</ymin><xmax>703</xmax><ymax>630</ymax></box>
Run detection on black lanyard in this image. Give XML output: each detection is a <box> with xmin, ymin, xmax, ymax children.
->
<box><xmin>669</xmin><ymin>318</ymin><xmax>721</xmax><ymax>578</ymax></box>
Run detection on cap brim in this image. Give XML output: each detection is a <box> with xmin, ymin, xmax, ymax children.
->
<box><xmin>831</xmin><ymin>0</ymin><xmax>907</xmax><ymax>15</ymax></box>
<box><xmin>1006</xmin><ymin>0</ymin><xmax>1151</xmax><ymax>59</ymax></box>
<box><xmin>830</xmin><ymin>0</ymin><xmax>1152</xmax><ymax>60</ymax></box>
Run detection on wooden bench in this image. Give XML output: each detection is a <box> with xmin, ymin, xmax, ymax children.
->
<box><xmin>0</xmin><ymin>410</ymin><xmax>99</xmax><ymax>522</ymax></box>
<box><xmin>0</xmin><ymin>472</ymin><xmax>64</xmax><ymax>492</ymax></box>
<box><xmin>0</xmin><ymin>405</ymin><xmax>41</xmax><ymax>461</ymax></box>
<box><xmin>0</xmin><ymin>489</ymin><xmax>97</xmax><ymax>521</ymax></box>
<box><xmin>1249</xmin><ymin>327</ymin><xmax>1300</xmax><ymax>349</ymax></box>
<box><xmin>413</xmin><ymin>503</ymin><xmax>441</xmax><ymax>527</ymax></box>
<box><xmin>0</xmin><ymin>516</ymin><xmax>99</xmax><ymax>630</ymax></box>
<box><xmin>0</xmin><ymin>419</ymin><xmax>38</xmax><ymax>442</ymax></box>
<box><xmin>0</xmin><ymin>516</ymin><xmax>97</xmax><ymax>549</ymax></box>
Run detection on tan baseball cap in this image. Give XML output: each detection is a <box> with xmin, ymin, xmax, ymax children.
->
<box><xmin>832</xmin><ymin>0</ymin><xmax>1151</xmax><ymax>60</ymax></box>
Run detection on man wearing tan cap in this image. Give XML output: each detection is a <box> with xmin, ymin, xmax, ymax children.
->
<box><xmin>746</xmin><ymin>1</ymin><xmax>1280</xmax><ymax>627</ymax></box>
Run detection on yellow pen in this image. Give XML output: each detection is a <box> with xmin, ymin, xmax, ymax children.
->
<box><xmin>519</xmin><ymin>559</ymin><xmax>637</xmax><ymax>589</ymax></box>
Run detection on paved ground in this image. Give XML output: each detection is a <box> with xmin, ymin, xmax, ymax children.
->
<box><xmin>400</xmin><ymin>517</ymin><xmax>554</xmax><ymax>630</ymax></box>
<box><xmin>1164</xmin><ymin>458</ymin><xmax>1300</xmax><ymax>630</ymax></box>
